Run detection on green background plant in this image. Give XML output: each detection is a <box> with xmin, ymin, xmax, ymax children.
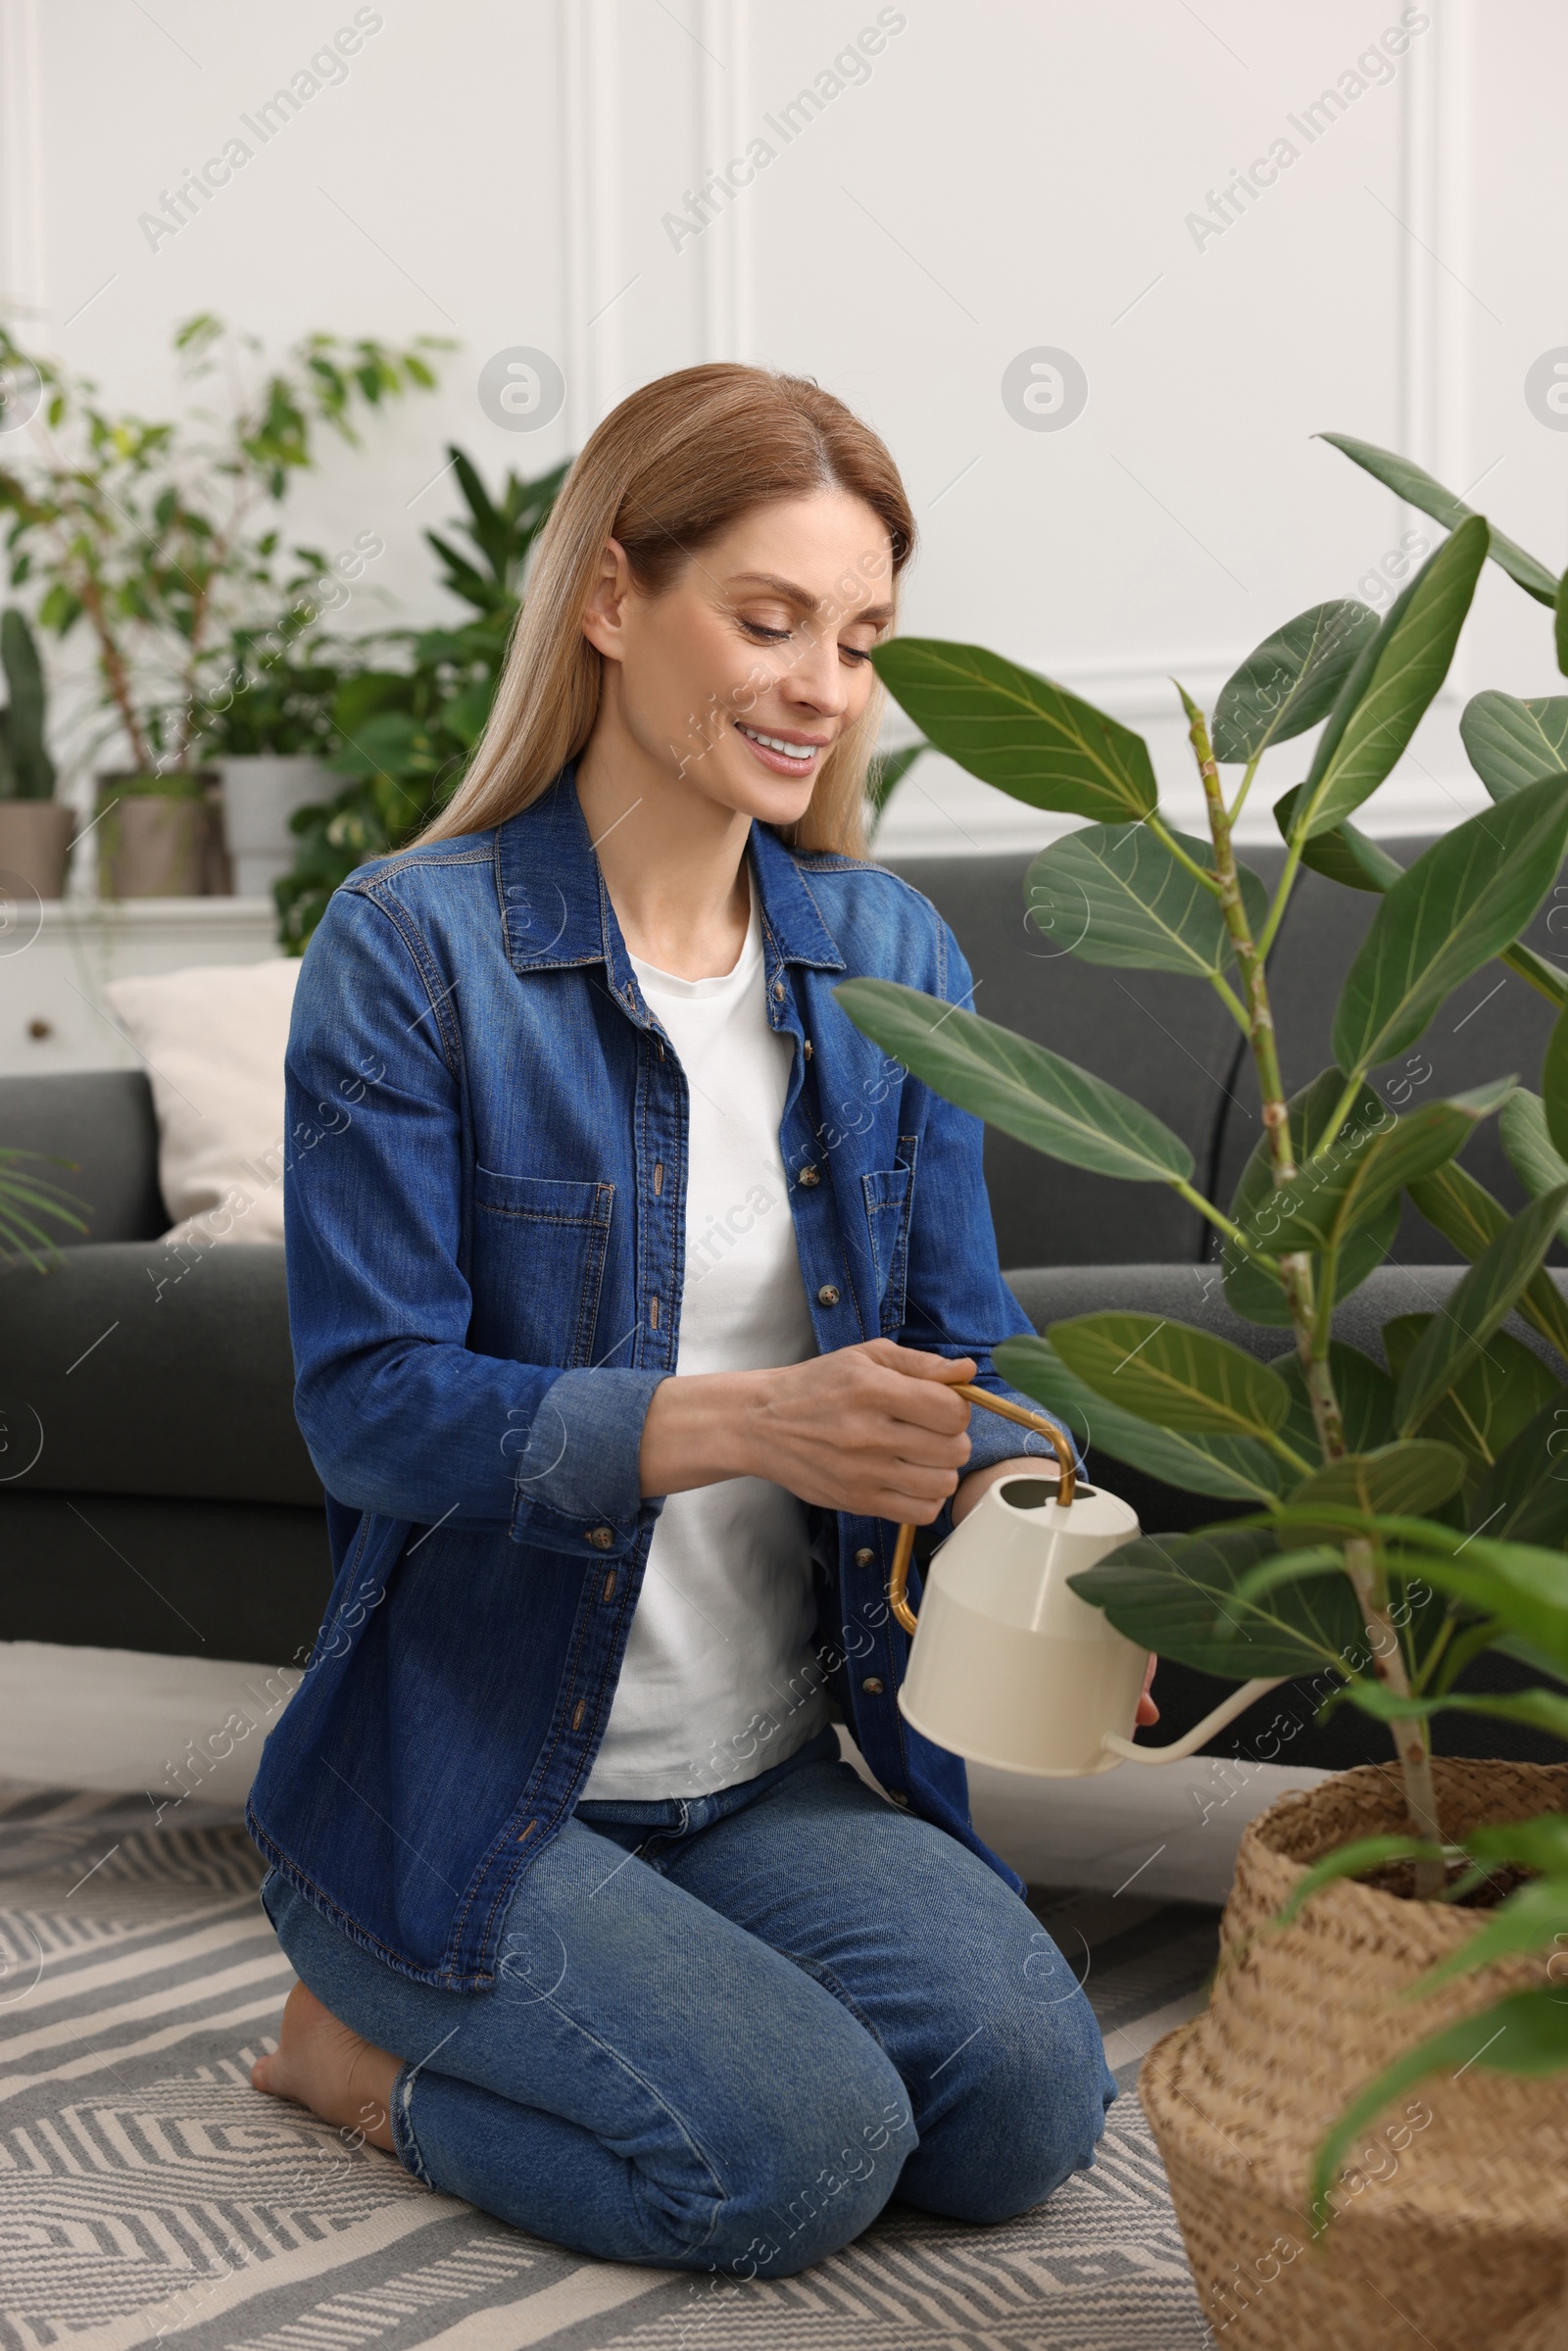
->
<box><xmin>274</xmin><ymin>450</ymin><xmax>566</xmax><ymax>949</ymax></box>
<box><xmin>0</xmin><ymin>609</ymin><xmax>56</xmax><ymax>800</ymax></box>
<box><xmin>0</xmin><ymin>314</ymin><xmax>441</xmax><ymax>787</ymax></box>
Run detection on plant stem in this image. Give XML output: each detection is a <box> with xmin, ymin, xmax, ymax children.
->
<box><xmin>1341</xmin><ymin>1537</ymin><xmax>1446</xmax><ymax>1899</ymax></box>
<box><xmin>1182</xmin><ymin>684</ymin><xmax>1446</xmax><ymax>1882</ymax></box>
<box><xmin>1254</xmin><ymin>828</ymin><xmax>1307</xmax><ymax>961</ymax></box>
<box><xmin>1227</xmin><ymin>743</ymin><xmax>1266</xmax><ymax>826</ymax></box>
<box><xmin>1209</xmin><ymin>970</ymin><xmax>1252</xmax><ymax>1034</ymax></box>
<box><xmin>1170</xmin><ymin>1177</ymin><xmax>1276</xmax><ymax>1261</ymax></box>
<box><xmin>1179</xmin><ymin>688</ymin><xmax>1342</xmax><ymax>1442</ymax></box>
<box><xmin>1145</xmin><ymin>808</ymin><xmax>1225</xmax><ymax>893</ymax></box>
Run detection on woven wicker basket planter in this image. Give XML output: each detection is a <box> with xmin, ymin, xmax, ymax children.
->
<box><xmin>1142</xmin><ymin>1758</ymin><xmax>1568</xmax><ymax>2350</ymax></box>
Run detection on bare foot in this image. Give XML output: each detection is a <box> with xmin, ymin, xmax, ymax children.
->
<box><xmin>252</xmin><ymin>1981</ymin><xmax>400</xmax><ymax>2154</ymax></box>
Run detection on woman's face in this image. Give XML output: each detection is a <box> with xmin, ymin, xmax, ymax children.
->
<box><xmin>582</xmin><ymin>487</ymin><xmax>896</xmax><ymax>827</ymax></box>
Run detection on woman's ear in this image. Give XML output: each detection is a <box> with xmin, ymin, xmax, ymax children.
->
<box><xmin>580</xmin><ymin>537</ymin><xmax>634</xmax><ymax>663</ymax></box>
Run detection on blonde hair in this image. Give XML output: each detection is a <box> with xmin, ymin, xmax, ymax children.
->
<box><xmin>416</xmin><ymin>364</ymin><xmax>916</xmax><ymax>857</ymax></box>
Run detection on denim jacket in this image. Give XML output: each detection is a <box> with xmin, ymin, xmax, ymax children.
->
<box><xmin>247</xmin><ymin>767</ymin><xmax>1066</xmax><ymax>1986</ymax></box>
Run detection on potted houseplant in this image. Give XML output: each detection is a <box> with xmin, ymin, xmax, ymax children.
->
<box><xmin>0</xmin><ymin>314</ymin><xmax>441</xmax><ymax>899</ymax></box>
<box><xmin>0</xmin><ymin>608</ymin><xmax>71</xmax><ymax>898</ymax></box>
<box><xmin>837</xmin><ymin>436</ymin><xmax>1568</xmax><ymax>2346</ymax></box>
<box><xmin>276</xmin><ymin>449</ymin><xmax>566</xmax><ymax>949</ymax></box>
<box><xmin>198</xmin><ymin>595</ymin><xmax>357</xmax><ymax>900</ymax></box>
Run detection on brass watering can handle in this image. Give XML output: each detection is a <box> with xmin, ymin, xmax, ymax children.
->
<box><xmin>887</xmin><ymin>1383</ymin><xmax>1077</xmax><ymax>1637</ymax></box>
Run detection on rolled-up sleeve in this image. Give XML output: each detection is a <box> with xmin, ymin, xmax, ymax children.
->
<box><xmin>285</xmin><ymin>886</ymin><xmax>663</xmax><ymax>1557</ymax></box>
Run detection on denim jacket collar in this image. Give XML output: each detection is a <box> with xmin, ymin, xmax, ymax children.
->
<box><xmin>495</xmin><ymin>766</ymin><xmax>848</xmax><ymax>1019</ymax></box>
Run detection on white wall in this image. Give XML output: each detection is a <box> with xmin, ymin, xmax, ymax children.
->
<box><xmin>1</xmin><ymin>0</ymin><xmax>1562</xmax><ymax>857</ymax></box>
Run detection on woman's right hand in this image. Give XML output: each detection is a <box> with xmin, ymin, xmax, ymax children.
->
<box><xmin>639</xmin><ymin>1340</ymin><xmax>977</xmax><ymax>1525</ymax></box>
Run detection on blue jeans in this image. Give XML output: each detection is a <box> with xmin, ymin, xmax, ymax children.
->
<box><xmin>260</xmin><ymin>1728</ymin><xmax>1115</xmax><ymax>2278</ymax></box>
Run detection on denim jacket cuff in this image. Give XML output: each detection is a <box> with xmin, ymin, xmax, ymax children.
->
<box><xmin>508</xmin><ymin>1366</ymin><xmax>667</xmax><ymax>1558</ymax></box>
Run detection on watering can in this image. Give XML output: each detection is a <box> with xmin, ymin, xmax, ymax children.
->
<box><xmin>890</xmin><ymin>1387</ymin><xmax>1283</xmax><ymax>1777</ymax></box>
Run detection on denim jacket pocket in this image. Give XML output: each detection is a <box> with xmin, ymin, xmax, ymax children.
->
<box><xmin>860</xmin><ymin>1138</ymin><xmax>917</xmax><ymax>1336</ymax></box>
<box><xmin>472</xmin><ymin>1169</ymin><xmax>614</xmax><ymax>1369</ymax></box>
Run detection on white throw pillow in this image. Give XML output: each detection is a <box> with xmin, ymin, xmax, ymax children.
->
<box><xmin>103</xmin><ymin>958</ymin><xmax>300</xmax><ymax>1248</ymax></box>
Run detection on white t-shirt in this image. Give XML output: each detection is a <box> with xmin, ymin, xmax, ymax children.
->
<box><xmin>579</xmin><ymin>875</ymin><xmax>833</xmax><ymax>1799</ymax></box>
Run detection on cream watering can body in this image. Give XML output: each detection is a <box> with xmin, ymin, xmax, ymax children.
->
<box><xmin>889</xmin><ymin>1391</ymin><xmax>1281</xmax><ymax>1779</ymax></box>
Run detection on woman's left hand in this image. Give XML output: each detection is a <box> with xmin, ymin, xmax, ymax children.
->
<box><xmin>951</xmin><ymin>1453</ymin><xmax>1160</xmax><ymax>1726</ymax></box>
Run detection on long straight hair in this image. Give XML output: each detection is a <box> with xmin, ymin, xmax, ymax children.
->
<box><xmin>416</xmin><ymin>365</ymin><xmax>916</xmax><ymax>857</ymax></box>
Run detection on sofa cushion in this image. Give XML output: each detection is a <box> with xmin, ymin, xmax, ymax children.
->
<box><xmin>0</xmin><ymin>1242</ymin><xmax>319</xmax><ymax>1505</ymax></box>
<box><xmin>0</xmin><ymin>1069</ymin><xmax>165</xmax><ymax>1244</ymax></box>
<box><xmin>103</xmin><ymin>959</ymin><xmax>299</xmax><ymax>1248</ymax></box>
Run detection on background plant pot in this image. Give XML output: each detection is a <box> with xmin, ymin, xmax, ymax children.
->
<box><xmin>96</xmin><ymin>776</ymin><xmax>214</xmax><ymax>900</ymax></box>
<box><xmin>1143</xmin><ymin>1758</ymin><xmax>1568</xmax><ymax>2349</ymax></box>
<box><xmin>217</xmin><ymin>756</ymin><xmax>335</xmax><ymax>898</ymax></box>
<box><xmin>0</xmin><ymin>801</ymin><xmax>74</xmax><ymax>900</ymax></box>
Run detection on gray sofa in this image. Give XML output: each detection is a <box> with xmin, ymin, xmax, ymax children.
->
<box><xmin>3</xmin><ymin>834</ymin><xmax>1561</xmax><ymax>1768</ymax></box>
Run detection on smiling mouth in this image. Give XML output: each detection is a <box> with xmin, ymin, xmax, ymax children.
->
<box><xmin>735</xmin><ymin>722</ymin><xmax>826</xmax><ymax>769</ymax></box>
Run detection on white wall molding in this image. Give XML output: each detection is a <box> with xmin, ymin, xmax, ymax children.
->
<box><xmin>559</xmin><ymin>0</ymin><xmax>622</xmax><ymax>442</ymax></box>
<box><xmin>0</xmin><ymin>0</ymin><xmax>45</xmax><ymax>321</ymax></box>
<box><xmin>696</xmin><ymin>0</ymin><xmax>751</xmax><ymax>363</ymax></box>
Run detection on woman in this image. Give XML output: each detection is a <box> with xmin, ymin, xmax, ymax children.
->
<box><xmin>249</xmin><ymin>364</ymin><xmax>1152</xmax><ymax>2279</ymax></box>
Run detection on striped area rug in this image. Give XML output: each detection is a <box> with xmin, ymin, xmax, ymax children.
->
<box><xmin>0</xmin><ymin>1783</ymin><xmax>1216</xmax><ymax>2350</ymax></box>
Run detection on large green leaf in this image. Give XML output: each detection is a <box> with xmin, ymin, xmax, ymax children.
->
<box><xmin>1394</xmin><ymin>1533</ymin><xmax>1568</xmax><ymax>1676</ymax></box>
<box><xmin>1272</xmin><ymin>1343</ymin><xmax>1395</xmax><ymax>1460</ymax></box>
<box><xmin>1211</xmin><ymin>601</ymin><xmax>1379</xmax><ymax>765</ymax></box>
<box><xmin>1270</xmin><ymin>803</ymin><xmax>1568</xmax><ymax>1015</ymax></box>
<box><xmin>1223</xmin><ymin>1068</ymin><xmax>1396</xmax><ymax>1326</ymax></box>
<box><xmin>1293</xmin><ymin>515</ymin><xmax>1489</xmax><ymax>840</ymax></box>
<box><xmin>1382</xmin><ymin>1316</ymin><xmax>1560</xmax><ymax>1483</ymax></box>
<box><xmin>1264</xmin><ymin>1083</ymin><xmax>1513</xmax><ymax>1257</ymax></box>
<box><xmin>1022</xmin><ymin>824</ymin><xmax>1267</xmax><ymax>978</ymax></box>
<box><xmin>1318</xmin><ymin>433</ymin><xmax>1559</xmax><ymax>606</ymax></box>
<box><xmin>1408</xmin><ymin>1160</ymin><xmax>1568</xmax><ymax>1364</ymax></box>
<box><xmin>1312</xmin><ymin>1991</ymin><xmax>1568</xmax><ymax>2217</ymax></box>
<box><xmin>832</xmin><ymin>980</ymin><xmax>1194</xmax><ymax>1185</ymax></box>
<box><xmin>1048</xmin><ymin>1313</ymin><xmax>1294</xmax><ymax>1441</ymax></box>
<box><xmin>1394</xmin><ymin>1186</ymin><xmax>1568</xmax><ymax>1434</ymax></box>
<box><xmin>870</xmin><ymin>639</ymin><xmax>1156</xmax><ymax>822</ymax></box>
<box><xmin>1332</xmin><ymin>772</ymin><xmax>1568</xmax><ymax>1075</ymax></box>
<box><xmin>1474</xmin><ymin>1388</ymin><xmax>1568</xmax><ymax>1545</ymax></box>
<box><xmin>1284</xmin><ymin>1442</ymin><xmax>1467</xmax><ymax>1529</ymax></box>
<box><xmin>1272</xmin><ymin>791</ymin><xmax>1405</xmax><ymax>894</ymax></box>
<box><xmin>1323</xmin><ymin>1677</ymin><xmax>1568</xmax><ymax>1746</ymax></box>
<box><xmin>1459</xmin><ymin>691</ymin><xmax>1568</xmax><ymax>802</ymax></box>
<box><xmin>1414</xmin><ymin>1873</ymin><xmax>1568</xmax><ymax>1984</ymax></box>
<box><xmin>1558</xmin><ymin>569</ymin><xmax>1568</xmax><ymax>674</ymax></box>
<box><xmin>1499</xmin><ymin>1091</ymin><xmax>1568</xmax><ymax>1244</ymax></box>
<box><xmin>1544</xmin><ymin>1011</ymin><xmax>1568</xmax><ymax>1163</ymax></box>
<box><xmin>995</xmin><ymin>1335</ymin><xmax>1285</xmax><ymax>1503</ymax></box>
<box><xmin>1067</xmin><ymin>1527</ymin><xmax>1361</xmax><ymax>1678</ymax></box>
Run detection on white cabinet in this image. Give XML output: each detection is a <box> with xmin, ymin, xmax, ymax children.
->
<box><xmin>0</xmin><ymin>899</ymin><xmax>283</xmax><ymax>1076</ymax></box>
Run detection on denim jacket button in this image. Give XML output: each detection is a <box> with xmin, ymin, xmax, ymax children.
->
<box><xmin>797</xmin><ymin>1165</ymin><xmax>820</xmax><ymax>1188</ymax></box>
<box><xmin>587</xmin><ymin>1526</ymin><xmax>614</xmax><ymax>1550</ymax></box>
<box><xmin>816</xmin><ymin>1284</ymin><xmax>841</xmax><ymax>1306</ymax></box>
<box><xmin>854</xmin><ymin>1546</ymin><xmax>875</xmax><ymax>1567</ymax></box>
<box><xmin>861</xmin><ymin>1675</ymin><xmax>884</xmax><ymax>1694</ymax></box>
